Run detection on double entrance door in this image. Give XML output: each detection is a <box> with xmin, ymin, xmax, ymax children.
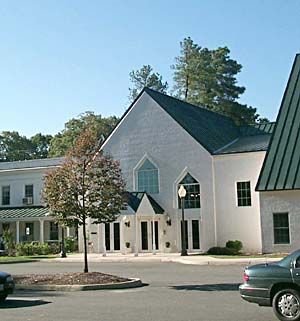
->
<box><xmin>140</xmin><ymin>221</ymin><xmax>159</xmax><ymax>251</ymax></box>
<box><xmin>105</xmin><ymin>222</ymin><xmax>120</xmax><ymax>252</ymax></box>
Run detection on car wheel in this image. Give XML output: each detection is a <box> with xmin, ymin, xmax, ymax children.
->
<box><xmin>0</xmin><ymin>294</ymin><xmax>7</xmax><ymax>303</ymax></box>
<box><xmin>273</xmin><ymin>289</ymin><xmax>300</xmax><ymax>321</ymax></box>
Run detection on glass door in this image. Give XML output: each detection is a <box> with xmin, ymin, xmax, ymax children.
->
<box><xmin>105</xmin><ymin>223</ymin><xmax>110</xmax><ymax>251</ymax></box>
<box><xmin>151</xmin><ymin>221</ymin><xmax>159</xmax><ymax>250</ymax></box>
<box><xmin>141</xmin><ymin>221</ymin><xmax>148</xmax><ymax>250</ymax></box>
<box><xmin>113</xmin><ymin>222</ymin><xmax>120</xmax><ymax>251</ymax></box>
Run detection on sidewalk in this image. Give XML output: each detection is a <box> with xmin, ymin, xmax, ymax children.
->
<box><xmin>53</xmin><ymin>252</ymin><xmax>282</xmax><ymax>266</ymax></box>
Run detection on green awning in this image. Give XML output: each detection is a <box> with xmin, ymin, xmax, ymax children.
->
<box><xmin>0</xmin><ymin>206</ymin><xmax>49</xmax><ymax>220</ymax></box>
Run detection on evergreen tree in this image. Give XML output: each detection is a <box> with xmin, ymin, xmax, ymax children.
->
<box><xmin>128</xmin><ymin>65</ymin><xmax>168</xmax><ymax>102</ymax></box>
<box><xmin>172</xmin><ymin>37</ymin><xmax>259</xmax><ymax>124</ymax></box>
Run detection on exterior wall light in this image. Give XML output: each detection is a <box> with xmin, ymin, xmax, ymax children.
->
<box><xmin>166</xmin><ymin>215</ymin><xmax>171</xmax><ymax>226</ymax></box>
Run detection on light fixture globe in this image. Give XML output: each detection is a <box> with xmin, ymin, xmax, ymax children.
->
<box><xmin>178</xmin><ymin>185</ymin><xmax>187</xmax><ymax>198</ymax></box>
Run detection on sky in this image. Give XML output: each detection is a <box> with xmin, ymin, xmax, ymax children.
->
<box><xmin>0</xmin><ymin>0</ymin><xmax>299</xmax><ymax>137</ymax></box>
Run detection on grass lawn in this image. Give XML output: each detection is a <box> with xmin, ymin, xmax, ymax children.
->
<box><xmin>0</xmin><ymin>255</ymin><xmax>57</xmax><ymax>263</ymax></box>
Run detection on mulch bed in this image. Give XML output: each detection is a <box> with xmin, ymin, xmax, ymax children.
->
<box><xmin>13</xmin><ymin>272</ymin><xmax>129</xmax><ymax>285</ymax></box>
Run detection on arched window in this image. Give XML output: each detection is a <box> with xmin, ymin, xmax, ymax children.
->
<box><xmin>178</xmin><ymin>173</ymin><xmax>200</xmax><ymax>209</ymax></box>
<box><xmin>137</xmin><ymin>159</ymin><xmax>159</xmax><ymax>194</ymax></box>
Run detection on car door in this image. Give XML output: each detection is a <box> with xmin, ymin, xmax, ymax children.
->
<box><xmin>291</xmin><ymin>254</ymin><xmax>300</xmax><ymax>285</ymax></box>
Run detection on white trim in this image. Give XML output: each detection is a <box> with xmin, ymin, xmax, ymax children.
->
<box><xmin>173</xmin><ymin>167</ymin><xmax>201</xmax><ymax>209</ymax></box>
<box><xmin>212</xmin><ymin>157</ymin><xmax>217</xmax><ymax>247</ymax></box>
<box><xmin>0</xmin><ymin>165</ymin><xmax>60</xmax><ymax>173</ymax></box>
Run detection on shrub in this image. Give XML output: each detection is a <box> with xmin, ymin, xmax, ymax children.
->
<box><xmin>226</xmin><ymin>240</ymin><xmax>243</xmax><ymax>254</ymax></box>
<box><xmin>65</xmin><ymin>237</ymin><xmax>78</xmax><ymax>252</ymax></box>
<box><xmin>207</xmin><ymin>247</ymin><xmax>237</xmax><ymax>255</ymax></box>
<box><xmin>15</xmin><ymin>242</ymin><xmax>60</xmax><ymax>256</ymax></box>
<box><xmin>2</xmin><ymin>229</ymin><xmax>15</xmax><ymax>256</ymax></box>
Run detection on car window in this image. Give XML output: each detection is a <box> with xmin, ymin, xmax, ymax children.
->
<box><xmin>295</xmin><ymin>256</ymin><xmax>300</xmax><ymax>268</ymax></box>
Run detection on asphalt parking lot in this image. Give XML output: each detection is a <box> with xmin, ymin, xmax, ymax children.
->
<box><xmin>0</xmin><ymin>261</ymin><xmax>277</xmax><ymax>321</ymax></box>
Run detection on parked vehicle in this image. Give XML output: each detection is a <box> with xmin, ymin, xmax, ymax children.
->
<box><xmin>240</xmin><ymin>250</ymin><xmax>300</xmax><ymax>321</ymax></box>
<box><xmin>0</xmin><ymin>272</ymin><xmax>14</xmax><ymax>302</ymax></box>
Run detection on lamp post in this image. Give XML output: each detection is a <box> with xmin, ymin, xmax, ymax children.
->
<box><xmin>178</xmin><ymin>185</ymin><xmax>188</xmax><ymax>256</ymax></box>
<box><xmin>60</xmin><ymin>226</ymin><xmax>67</xmax><ymax>258</ymax></box>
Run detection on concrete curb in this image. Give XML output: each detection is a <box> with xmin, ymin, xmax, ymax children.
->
<box><xmin>0</xmin><ymin>260</ymin><xmax>37</xmax><ymax>265</ymax></box>
<box><xmin>15</xmin><ymin>278</ymin><xmax>143</xmax><ymax>291</ymax></box>
<box><xmin>171</xmin><ymin>257</ymin><xmax>281</xmax><ymax>266</ymax></box>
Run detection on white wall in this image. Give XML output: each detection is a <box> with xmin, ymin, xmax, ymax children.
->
<box><xmin>0</xmin><ymin>168</ymin><xmax>49</xmax><ymax>206</ymax></box>
<box><xmin>102</xmin><ymin>92</ymin><xmax>216</xmax><ymax>252</ymax></box>
<box><xmin>213</xmin><ymin>151</ymin><xmax>266</xmax><ymax>253</ymax></box>
<box><xmin>260</xmin><ymin>190</ymin><xmax>300</xmax><ymax>253</ymax></box>
<box><xmin>0</xmin><ymin>158</ymin><xmax>61</xmax><ymax>207</ymax></box>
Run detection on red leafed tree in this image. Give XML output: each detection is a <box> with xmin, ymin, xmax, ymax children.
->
<box><xmin>43</xmin><ymin>131</ymin><xmax>125</xmax><ymax>273</ymax></box>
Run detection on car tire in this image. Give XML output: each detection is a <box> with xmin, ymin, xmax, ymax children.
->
<box><xmin>0</xmin><ymin>294</ymin><xmax>7</xmax><ymax>303</ymax></box>
<box><xmin>273</xmin><ymin>289</ymin><xmax>300</xmax><ymax>321</ymax></box>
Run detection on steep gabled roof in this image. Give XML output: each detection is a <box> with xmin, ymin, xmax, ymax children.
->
<box><xmin>125</xmin><ymin>192</ymin><xmax>164</xmax><ymax>214</ymax></box>
<box><xmin>256</xmin><ymin>54</ymin><xmax>300</xmax><ymax>191</ymax></box>
<box><xmin>144</xmin><ymin>88</ymin><xmax>239</xmax><ymax>154</ymax></box>
<box><xmin>102</xmin><ymin>87</ymin><xmax>272</xmax><ymax>155</ymax></box>
<box><xmin>145</xmin><ymin>88</ymin><xmax>273</xmax><ymax>155</ymax></box>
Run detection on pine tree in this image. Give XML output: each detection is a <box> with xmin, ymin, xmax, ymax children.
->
<box><xmin>128</xmin><ymin>65</ymin><xmax>168</xmax><ymax>102</ymax></box>
<box><xmin>172</xmin><ymin>37</ymin><xmax>259</xmax><ymax>124</ymax></box>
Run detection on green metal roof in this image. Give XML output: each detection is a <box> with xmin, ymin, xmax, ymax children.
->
<box><xmin>256</xmin><ymin>54</ymin><xmax>300</xmax><ymax>191</ymax></box>
<box><xmin>0</xmin><ymin>206</ymin><xmax>49</xmax><ymax>220</ymax></box>
<box><xmin>125</xmin><ymin>192</ymin><xmax>164</xmax><ymax>214</ymax></box>
<box><xmin>144</xmin><ymin>88</ymin><xmax>272</xmax><ymax>155</ymax></box>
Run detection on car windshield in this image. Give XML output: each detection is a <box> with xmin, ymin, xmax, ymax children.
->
<box><xmin>277</xmin><ymin>250</ymin><xmax>300</xmax><ymax>268</ymax></box>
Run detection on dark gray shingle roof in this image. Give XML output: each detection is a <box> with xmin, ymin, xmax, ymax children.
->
<box><xmin>125</xmin><ymin>192</ymin><xmax>164</xmax><ymax>214</ymax></box>
<box><xmin>144</xmin><ymin>88</ymin><xmax>272</xmax><ymax>155</ymax></box>
<box><xmin>256</xmin><ymin>54</ymin><xmax>300</xmax><ymax>191</ymax></box>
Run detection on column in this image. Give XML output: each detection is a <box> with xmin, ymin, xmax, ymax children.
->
<box><xmin>66</xmin><ymin>227</ymin><xmax>71</xmax><ymax>237</ymax></box>
<box><xmin>16</xmin><ymin>221</ymin><xmax>20</xmax><ymax>244</ymax></box>
<box><xmin>152</xmin><ymin>215</ymin><xmax>156</xmax><ymax>255</ymax></box>
<box><xmin>97</xmin><ymin>224</ymin><xmax>101</xmax><ymax>253</ymax></box>
<box><xmin>134</xmin><ymin>214</ymin><xmax>138</xmax><ymax>257</ymax></box>
<box><xmin>39</xmin><ymin>220</ymin><xmax>44</xmax><ymax>243</ymax></box>
<box><xmin>120</xmin><ymin>218</ymin><xmax>125</xmax><ymax>255</ymax></box>
<box><xmin>102</xmin><ymin>223</ymin><xmax>106</xmax><ymax>257</ymax></box>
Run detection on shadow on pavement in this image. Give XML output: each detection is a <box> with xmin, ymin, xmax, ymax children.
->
<box><xmin>171</xmin><ymin>283</ymin><xmax>240</xmax><ymax>291</ymax></box>
<box><xmin>0</xmin><ymin>299</ymin><xmax>51</xmax><ymax>309</ymax></box>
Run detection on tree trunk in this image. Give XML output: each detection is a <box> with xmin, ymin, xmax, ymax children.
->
<box><xmin>82</xmin><ymin>215</ymin><xmax>88</xmax><ymax>273</ymax></box>
<box><xmin>185</xmin><ymin>74</ymin><xmax>189</xmax><ymax>100</ymax></box>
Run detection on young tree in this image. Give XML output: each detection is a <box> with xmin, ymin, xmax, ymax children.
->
<box><xmin>128</xmin><ymin>65</ymin><xmax>168</xmax><ymax>102</ymax></box>
<box><xmin>172</xmin><ymin>37</ymin><xmax>259</xmax><ymax>124</ymax></box>
<box><xmin>49</xmin><ymin>111</ymin><xmax>119</xmax><ymax>157</ymax></box>
<box><xmin>43</xmin><ymin>131</ymin><xmax>126</xmax><ymax>273</ymax></box>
